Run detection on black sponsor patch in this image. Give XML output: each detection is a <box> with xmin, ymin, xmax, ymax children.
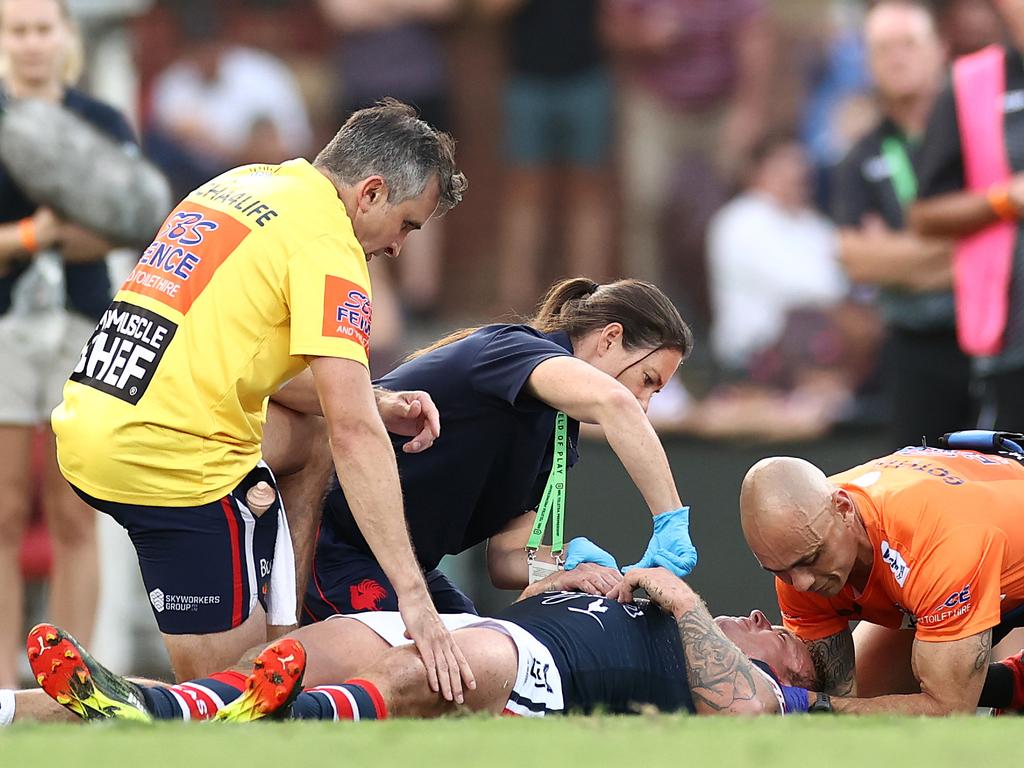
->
<box><xmin>69</xmin><ymin>301</ymin><xmax>177</xmax><ymax>405</ymax></box>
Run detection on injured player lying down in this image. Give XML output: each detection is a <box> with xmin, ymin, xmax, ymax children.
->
<box><xmin>17</xmin><ymin>566</ymin><xmax>817</xmax><ymax>724</ymax></box>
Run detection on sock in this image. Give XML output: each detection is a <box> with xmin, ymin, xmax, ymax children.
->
<box><xmin>979</xmin><ymin>654</ymin><xmax>1024</xmax><ymax>710</ymax></box>
<box><xmin>140</xmin><ymin>671</ymin><xmax>247</xmax><ymax>720</ymax></box>
<box><xmin>290</xmin><ymin>679</ymin><xmax>387</xmax><ymax>721</ymax></box>
<box><xmin>0</xmin><ymin>689</ymin><xmax>14</xmax><ymax>727</ymax></box>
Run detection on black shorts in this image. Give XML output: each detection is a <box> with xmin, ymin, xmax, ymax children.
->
<box><xmin>497</xmin><ymin>593</ymin><xmax>695</xmax><ymax>715</ymax></box>
<box><xmin>301</xmin><ymin>520</ymin><xmax>477</xmax><ymax>624</ymax></box>
<box><xmin>72</xmin><ymin>463</ymin><xmax>280</xmax><ymax>635</ymax></box>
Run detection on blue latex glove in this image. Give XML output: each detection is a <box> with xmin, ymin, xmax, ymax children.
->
<box><xmin>623</xmin><ymin>507</ymin><xmax>697</xmax><ymax>577</ymax></box>
<box><xmin>563</xmin><ymin>537</ymin><xmax>619</xmax><ymax>571</ymax></box>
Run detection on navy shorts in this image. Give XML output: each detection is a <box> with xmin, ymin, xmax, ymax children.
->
<box><xmin>302</xmin><ymin>520</ymin><xmax>477</xmax><ymax>624</ymax></box>
<box><xmin>72</xmin><ymin>464</ymin><xmax>280</xmax><ymax>635</ymax></box>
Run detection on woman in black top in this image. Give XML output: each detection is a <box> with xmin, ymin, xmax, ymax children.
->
<box><xmin>0</xmin><ymin>0</ymin><xmax>139</xmax><ymax>688</ymax></box>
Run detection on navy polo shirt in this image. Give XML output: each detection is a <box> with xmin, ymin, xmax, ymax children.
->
<box><xmin>322</xmin><ymin>324</ymin><xmax>581</xmax><ymax>571</ymax></box>
<box><xmin>0</xmin><ymin>87</ymin><xmax>137</xmax><ymax>320</ymax></box>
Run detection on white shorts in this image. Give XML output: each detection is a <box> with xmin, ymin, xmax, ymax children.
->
<box><xmin>0</xmin><ymin>311</ymin><xmax>95</xmax><ymax>426</ymax></box>
<box><xmin>330</xmin><ymin>611</ymin><xmax>565</xmax><ymax>716</ymax></box>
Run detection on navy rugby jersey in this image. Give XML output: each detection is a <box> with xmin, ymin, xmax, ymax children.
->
<box><xmin>322</xmin><ymin>324</ymin><xmax>581</xmax><ymax>570</ymax></box>
<box><xmin>0</xmin><ymin>88</ymin><xmax>137</xmax><ymax>320</ymax></box>
<box><xmin>498</xmin><ymin>593</ymin><xmax>695</xmax><ymax>714</ymax></box>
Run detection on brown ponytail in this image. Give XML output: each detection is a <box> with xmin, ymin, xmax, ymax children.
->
<box><xmin>409</xmin><ymin>277</ymin><xmax>692</xmax><ymax>361</ymax></box>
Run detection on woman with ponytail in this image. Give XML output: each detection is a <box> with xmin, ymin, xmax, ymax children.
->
<box><xmin>0</xmin><ymin>0</ymin><xmax>139</xmax><ymax>687</ymax></box>
<box><xmin>296</xmin><ymin>277</ymin><xmax>698</xmax><ymax>621</ymax></box>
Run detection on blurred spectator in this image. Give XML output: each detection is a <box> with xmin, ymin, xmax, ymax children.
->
<box><xmin>707</xmin><ymin>135</ymin><xmax>847</xmax><ymax>372</ymax></box>
<box><xmin>833</xmin><ymin>0</ymin><xmax>973</xmax><ymax>450</ymax></box>
<box><xmin>318</xmin><ymin>0</ymin><xmax>458</xmax><ymax>328</ymax></box>
<box><xmin>601</xmin><ymin>0</ymin><xmax>775</xmax><ymax>296</ymax></box>
<box><xmin>799</xmin><ymin>0</ymin><xmax>875</xmax><ymax>209</ymax></box>
<box><xmin>934</xmin><ymin>0</ymin><xmax>1004</xmax><ymax>57</ymax></box>
<box><xmin>0</xmin><ymin>0</ymin><xmax>136</xmax><ymax>685</ymax></box>
<box><xmin>911</xmin><ymin>0</ymin><xmax>1024</xmax><ymax>431</ymax></box>
<box><xmin>478</xmin><ymin>0</ymin><xmax>613</xmax><ymax>315</ymax></box>
<box><xmin>146</xmin><ymin>6</ymin><xmax>312</xmax><ymax>197</ymax></box>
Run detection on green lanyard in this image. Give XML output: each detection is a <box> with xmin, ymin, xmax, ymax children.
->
<box><xmin>526</xmin><ymin>412</ymin><xmax>568</xmax><ymax>560</ymax></box>
<box><xmin>881</xmin><ymin>135</ymin><xmax>918</xmax><ymax>208</ymax></box>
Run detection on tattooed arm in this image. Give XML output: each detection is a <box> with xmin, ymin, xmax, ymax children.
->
<box><xmin>805</xmin><ymin>629</ymin><xmax>856</xmax><ymax>696</ymax></box>
<box><xmin>610</xmin><ymin>567</ymin><xmax>782</xmax><ymax>715</ymax></box>
<box><xmin>814</xmin><ymin>629</ymin><xmax>991</xmax><ymax>715</ymax></box>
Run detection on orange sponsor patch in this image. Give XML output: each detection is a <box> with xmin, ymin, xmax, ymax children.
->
<box><xmin>121</xmin><ymin>203</ymin><xmax>250</xmax><ymax>314</ymax></box>
<box><xmin>322</xmin><ymin>275</ymin><xmax>372</xmax><ymax>355</ymax></box>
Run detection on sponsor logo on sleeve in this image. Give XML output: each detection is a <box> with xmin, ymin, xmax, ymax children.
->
<box><xmin>918</xmin><ymin>584</ymin><xmax>973</xmax><ymax>626</ymax></box>
<box><xmin>880</xmin><ymin>540</ymin><xmax>910</xmax><ymax>587</ymax></box>
<box><xmin>69</xmin><ymin>302</ymin><xmax>177</xmax><ymax>405</ymax></box>
<box><xmin>322</xmin><ymin>276</ymin><xmax>372</xmax><ymax>354</ymax></box>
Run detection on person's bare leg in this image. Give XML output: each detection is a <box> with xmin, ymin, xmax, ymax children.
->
<box><xmin>11</xmin><ymin>689</ymin><xmax>80</xmax><ymax>723</ymax></box>
<box><xmin>853</xmin><ymin>622</ymin><xmax>918</xmax><ymax>696</ymax></box>
<box><xmin>565</xmin><ymin>167</ymin><xmax>612</xmax><ymax>284</ymax></box>
<box><xmin>261</xmin><ymin>401</ymin><xmax>333</xmax><ymax>620</ymax></box>
<box><xmin>230</xmin><ymin>617</ymin><xmax>393</xmax><ymax>687</ymax></box>
<box><xmin>0</xmin><ymin>426</ymin><xmax>36</xmax><ymax>687</ymax></box>
<box><xmin>41</xmin><ymin>429</ymin><xmax>98</xmax><ymax>649</ymax></box>
<box><xmin>365</xmin><ymin>259</ymin><xmax>405</xmax><ymax>375</ymax></box>
<box><xmin>993</xmin><ymin>627</ymin><xmax>1024</xmax><ymax>659</ymax></box>
<box><xmin>349</xmin><ymin>627</ymin><xmax>519</xmax><ymax>717</ymax></box>
<box><xmin>162</xmin><ymin>603</ymin><xmax>269</xmax><ymax>682</ymax></box>
<box><xmin>496</xmin><ymin>168</ymin><xmax>548</xmax><ymax>315</ymax></box>
<box><xmin>398</xmin><ymin>217</ymin><xmax>444</xmax><ymax>317</ymax></box>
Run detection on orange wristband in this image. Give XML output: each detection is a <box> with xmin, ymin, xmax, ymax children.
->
<box><xmin>987</xmin><ymin>185</ymin><xmax>1019</xmax><ymax>221</ymax></box>
<box><xmin>17</xmin><ymin>217</ymin><xmax>38</xmax><ymax>253</ymax></box>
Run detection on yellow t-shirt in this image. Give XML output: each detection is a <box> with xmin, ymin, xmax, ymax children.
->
<box><xmin>52</xmin><ymin>159</ymin><xmax>372</xmax><ymax>505</ymax></box>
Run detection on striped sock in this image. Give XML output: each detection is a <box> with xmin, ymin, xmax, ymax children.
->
<box><xmin>290</xmin><ymin>679</ymin><xmax>387</xmax><ymax>721</ymax></box>
<box><xmin>139</xmin><ymin>671</ymin><xmax>248</xmax><ymax>720</ymax></box>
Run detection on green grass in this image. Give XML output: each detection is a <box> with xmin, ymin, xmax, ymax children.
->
<box><xmin>0</xmin><ymin>716</ymin><xmax>1017</xmax><ymax>767</ymax></box>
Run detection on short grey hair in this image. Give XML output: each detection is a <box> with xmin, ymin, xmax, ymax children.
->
<box><xmin>314</xmin><ymin>98</ymin><xmax>467</xmax><ymax>213</ymax></box>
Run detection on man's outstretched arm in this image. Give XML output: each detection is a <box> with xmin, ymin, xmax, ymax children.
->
<box><xmin>809</xmin><ymin>630</ymin><xmax>991</xmax><ymax>715</ymax></box>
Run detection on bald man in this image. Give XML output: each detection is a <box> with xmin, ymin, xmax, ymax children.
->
<box><xmin>740</xmin><ymin>446</ymin><xmax>1024</xmax><ymax>715</ymax></box>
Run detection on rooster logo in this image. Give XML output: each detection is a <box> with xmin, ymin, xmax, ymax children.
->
<box><xmin>350</xmin><ymin>579</ymin><xmax>388</xmax><ymax>611</ymax></box>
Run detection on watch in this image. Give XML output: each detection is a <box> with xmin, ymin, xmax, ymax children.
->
<box><xmin>809</xmin><ymin>692</ymin><xmax>833</xmax><ymax>713</ymax></box>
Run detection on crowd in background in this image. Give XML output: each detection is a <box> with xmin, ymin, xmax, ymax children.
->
<box><xmin>4</xmin><ymin>0</ymin><xmax>1023</xmax><ymax>681</ymax></box>
<box><xmin>118</xmin><ymin>0</ymin><xmax>1004</xmax><ymax>443</ymax></box>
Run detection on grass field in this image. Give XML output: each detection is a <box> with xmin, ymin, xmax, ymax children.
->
<box><xmin>1</xmin><ymin>716</ymin><xmax>1016</xmax><ymax>767</ymax></box>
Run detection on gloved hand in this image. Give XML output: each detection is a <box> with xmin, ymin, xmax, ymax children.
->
<box><xmin>563</xmin><ymin>537</ymin><xmax>619</xmax><ymax>571</ymax></box>
<box><xmin>624</xmin><ymin>507</ymin><xmax>697</xmax><ymax>577</ymax></box>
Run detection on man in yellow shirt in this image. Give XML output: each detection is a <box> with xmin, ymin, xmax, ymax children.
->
<box><xmin>51</xmin><ymin>100</ymin><xmax>476</xmax><ymax>702</ymax></box>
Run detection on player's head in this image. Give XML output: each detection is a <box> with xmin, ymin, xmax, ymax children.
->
<box><xmin>315</xmin><ymin>98</ymin><xmax>467</xmax><ymax>261</ymax></box>
<box><xmin>0</xmin><ymin>0</ymin><xmax>81</xmax><ymax>89</ymax></box>
<box><xmin>715</xmin><ymin>611</ymin><xmax>816</xmax><ymax>688</ymax></box>
<box><xmin>864</xmin><ymin>1</ymin><xmax>944</xmax><ymax>103</ymax></box>
<box><xmin>535</xmin><ymin>278</ymin><xmax>693</xmax><ymax>413</ymax></box>
<box><xmin>740</xmin><ymin>457</ymin><xmax>863</xmax><ymax>597</ymax></box>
